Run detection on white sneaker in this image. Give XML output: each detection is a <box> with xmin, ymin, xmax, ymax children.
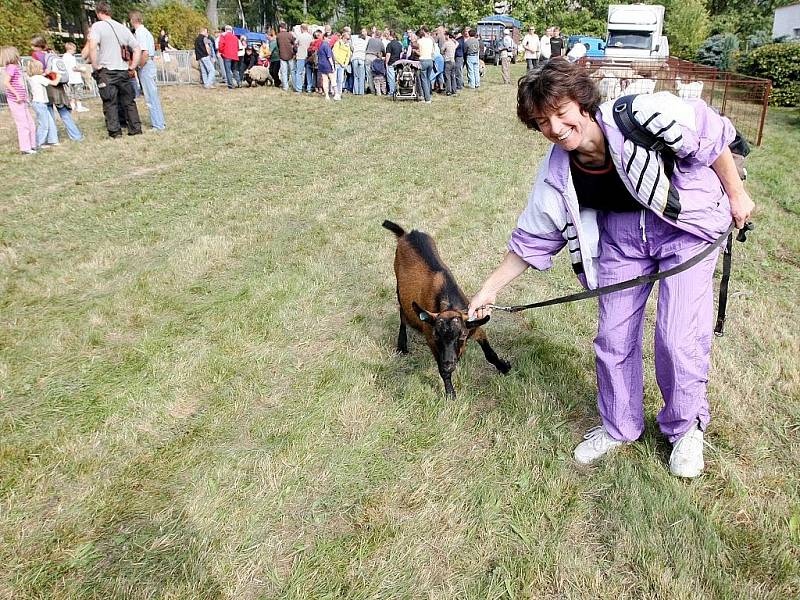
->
<box><xmin>574</xmin><ymin>425</ymin><xmax>625</xmax><ymax>465</ymax></box>
<box><xmin>333</xmin><ymin>94</ymin><xmax>341</xmax><ymax>101</ymax></box>
<box><xmin>669</xmin><ymin>425</ymin><xmax>704</xmax><ymax>478</ymax></box>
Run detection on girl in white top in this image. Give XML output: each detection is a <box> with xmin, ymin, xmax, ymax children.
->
<box><xmin>522</xmin><ymin>27</ymin><xmax>540</xmax><ymax>70</ymax></box>
<box><xmin>25</xmin><ymin>59</ymin><xmax>59</xmax><ymax>147</ymax></box>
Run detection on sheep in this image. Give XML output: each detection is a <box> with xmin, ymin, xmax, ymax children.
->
<box><xmin>244</xmin><ymin>65</ymin><xmax>271</xmax><ymax>87</ymax></box>
<box><xmin>383</xmin><ymin>220</ymin><xmax>510</xmax><ymax>398</ymax></box>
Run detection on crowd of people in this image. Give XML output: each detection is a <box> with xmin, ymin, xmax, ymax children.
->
<box><xmin>2</xmin><ymin>3</ymin><xmax>584</xmax><ymax>154</ymax></box>
<box><xmin>194</xmin><ymin>23</ymin><xmax>515</xmax><ymax>102</ymax></box>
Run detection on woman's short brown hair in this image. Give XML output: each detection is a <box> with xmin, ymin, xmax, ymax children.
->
<box><xmin>517</xmin><ymin>58</ymin><xmax>600</xmax><ymax>131</ymax></box>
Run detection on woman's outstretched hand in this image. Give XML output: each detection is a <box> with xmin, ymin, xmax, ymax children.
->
<box><xmin>468</xmin><ymin>288</ymin><xmax>497</xmax><ymax>321</ymax></box>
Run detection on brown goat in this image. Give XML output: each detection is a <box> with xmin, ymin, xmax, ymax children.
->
<box><xmin>383</xmin><ymin>220</ymin><xmax>510</xmax><ymax>398</ymax></box>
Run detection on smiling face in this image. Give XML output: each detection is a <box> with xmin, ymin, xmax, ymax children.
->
<box><xmin>532</xmin><ymin>99</ymin><xmax>594</xmax><ymax>152</ymax></box>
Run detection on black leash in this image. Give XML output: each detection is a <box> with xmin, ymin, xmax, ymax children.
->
<box><xmin>486</xmin><ymin>222</ymin><xmax>754</xmax><ymax>337</ymax></box>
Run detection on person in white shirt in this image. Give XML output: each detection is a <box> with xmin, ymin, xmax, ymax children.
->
<box><xmin>130</xmin><ymin>10</ymin><xmax>165</xmax><ymax>130</ymax></box>
<box><xmin>351</xmin><ymin>29</ymin><xmax>368</xmax><ymax>95</ymax></box>
<box><xmin>521</xmin><ymin>26</ymin><xmax>540</xmax><ymax>71</ymax></box>
<box><xmin>540</xmin><ymin>27</ymin><xmax>552</xmax><ymax>61</ymax></box>
<box><xmin>62</xmin><ymin>42</ymin><xmax>89</xmax><ymax>112</ymax></box>
<box><xmin>25</xmin><ymin>59</ymin><xmax>60</xmax><ymax>147</ymax></box>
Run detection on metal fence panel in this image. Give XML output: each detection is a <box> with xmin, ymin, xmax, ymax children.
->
<box><xmin>578</xmin><ymin>57</ymin><xmax>772</xmax><ymax>145</ymax></box>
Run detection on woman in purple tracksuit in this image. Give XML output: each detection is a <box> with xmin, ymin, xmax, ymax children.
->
<box><xmin>468</xmin><ymin>60</ymin><xmax>754</xmax><ymax>478</ymax></box>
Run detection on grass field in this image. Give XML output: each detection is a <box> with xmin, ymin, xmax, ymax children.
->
<box><xmin>1</xmin><ymin>66</ymin><xmax>799</xmax><ymax>599</ymax></box>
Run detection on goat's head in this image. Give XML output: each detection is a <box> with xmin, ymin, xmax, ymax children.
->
<box><xmin>412</xmin><ymin>301</ymin><xmax>490</xmax><ymax>373</ymax></box>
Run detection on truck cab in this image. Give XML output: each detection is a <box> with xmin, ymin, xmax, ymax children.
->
<box><xmin>605</xmin><ymin>4</ymin><xmax>669</xmax><ymax>61</ymax></box>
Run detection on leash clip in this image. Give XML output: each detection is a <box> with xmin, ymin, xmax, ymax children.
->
<box><xmin>484</xmin><ymin>304</ymin><xmax>514</xmax><ymax>312</ymax></box>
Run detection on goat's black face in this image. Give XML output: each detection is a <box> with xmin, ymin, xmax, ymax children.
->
<box><xmin>433</xmin><ymin>314</ymin><xmax>469</xmax><ymax>373</ymax></box>
<box><xmin>413</xmin><ymin>303</ymin><xmax>491</xmax><ymax>374</ymax></box>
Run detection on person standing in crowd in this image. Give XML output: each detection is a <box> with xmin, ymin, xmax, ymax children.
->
<box><xmin>218</xmin><ymin>25</ymin><xmax>240</xmax><ymax>88</ymax></box>
<box><xmin>1</xmin><ymin>47</ymin><xmax>37</xmax><ymax>154</ymax></box>
<box><xmin>463</xmin><ymin>28</ymin><xmax>481</xmax><ymax>89</ymax></box>
<box><xmin>130</xmin><ymin>11</ymin><xmax>165</xmax><ymax>131</ymax></box>
<box><xmin>443</xmin><ymin>31</ymin><xmax>458</xmax><ymax>96</ymax></box>
<box><xmin>522</xmin><ymin>25</ymin><xmax>540</xmax><ymax>71</ymax></box>
<box><xmin>385</xmin><ymin>30</ymin><xmax>402</xmax><ymax>97</ymax></box>
<box><xmin>276</xmin><ymin>22</ymin><xmax>296</xmax><ymax>92</ymax></box>
<box><xmin>268</xmin><ymin>29</ymin><xmax>281</xmax><ymax>88</ymax></box>
<box><xmin>417</xmin><ymin>27</ymin><xmax>434</xmax><ymax>103</ymax></box>
<box><xmin>468</xmin><ymin>60</ymin><xmax>755</xmax><ymax>478</ymax></box>
<box><xmin>213</xmin><ymin>30</ymin><xmax>226</xmax><ymax>82</ymax></box>
<box><xmin>87</xmin><ymin>1</ymin><xmax>142</xmax><ymax>137</ymax></box>
<box><xmin>195</xmin><ymin>27</ymin><xmax>216</xmax><ymax>88</ymax></box>
<box><xmin>294</xmin><ymin>23</ymin><xmax>313</xmax><ymax>93</ymax></box>
<box><xmin>26</xmin><ymin>59</ymin><xmax>59</xmax><ymax>148</ymax></box>
<box><xmin>332</xmin><ymin>31</ymin><xmax>352</xmax><ymax>101</ymax></box>
<box><xmin>549</xmin><ymin>27</ymin><xmax>564</xmax><ymax>58</ymax></box>
<box><xmin>454</xmin><ymin>29</ymin><xmax>465</xmax><ymax>92</ymax></box>
<box><xmin>236</xmin><ymin>35</ymin><xmax>248</xmax><ymax>84</ymax></box>
<box><xmin>62</xmin><ymin>42</ymin><xmax>89</xmax><ymax>112</ymax></box>
<box><xmin>540</xmin><ymin>27</ymin><xmax>552</xmax><ymax>62</ymax></box>
<box><xmin>500</xmin><ymin>28</ymin><xmax>515</xmax><ymax>84</ymax></box>
<box><xmin>351</xmin><ymin>29</ymin><xmax>368</xmax><ymax>95</ymax></box>
<box><xmin>31</xmin><ymin>36</ymin><xmax>84</xmax><ymax>142</ymax></box>
<box><xmin>370</xmin><ymin>54</ymin><xmax>387</xmax><ymax>95</ymax></box>
<box><xmin>365</xmin><ymin>30</ymin><xmax>384</xmax><ymax>94</ymax></box>
<box><xmin>309</xmin><ymin>30</ymin><xmax>323</xmax><ymax>93</ymax></box>
<box><xmin>317</xmin><ymin>31</ymin><xmax>335</xmax><ymax>101</ymax></box>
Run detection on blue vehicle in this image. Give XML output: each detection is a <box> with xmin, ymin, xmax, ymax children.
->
<box><xmin>567</xmin><ymin>35</ymin><xmax>606</xmax><ymax>58</ymax></box>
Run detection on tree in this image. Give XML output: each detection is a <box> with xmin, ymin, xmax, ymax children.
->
<box><xmin>696</xmin><ymin>32</ymin><xmax>739</xmax><ymax>70</ymax></box>
<box><xmin>664</xmin><ymin>0</ymin><xmax>709</xmax><ymax>60</ymax></box>
<box><xmin>144</xmin><ymin>1</ymin><xmax>210</xmax><ymax>49</ymax></box>
<box><xmin>0</xmin><ymin>0</ymin><xmax>48</xmax><ymax>50</ymax></box>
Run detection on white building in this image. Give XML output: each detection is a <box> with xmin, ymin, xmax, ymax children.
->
<box><xmin>773</xmin><ymin>3</ymin><xmax>800</xmax><ymax>40</ymax></box>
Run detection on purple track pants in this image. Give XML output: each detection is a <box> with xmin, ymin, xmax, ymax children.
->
<box><xmin>594</xmin><ymin>210</ymin><xmax>719</xmax><ymax>444</ymax></box>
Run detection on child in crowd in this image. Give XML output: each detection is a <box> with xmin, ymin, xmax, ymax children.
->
<box><xmin>371</xmin><ymin>57</ymin><xmax>387</xmax><ymax>95</ymax></box>
<box><xmin>30</xmin><ymin>35</ymin><xmax>84</xmax><ymax>142</ymax></box>
<box><xmin>62</xmin><ymin>42</ymin><xmax>89</xmax><ymax>112</ymax></box>
<box><xmin>26</xmin><ymin>59</ymin><xmax>59</xmax><ymax>148</ymax></box>
<box><xmin>0</xmin><ymin>46</ymin><xmax>37</xmax><ymax>154</ymax></box>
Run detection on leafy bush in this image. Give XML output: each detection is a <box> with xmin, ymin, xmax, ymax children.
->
<box><xmin>144</xmin><ymin>1</ymin><xmax>210</xmax><ymax>50</ymax></box>
<box><xmin>739</xmin><ymin>42</ymin><xmax>800</xmax><ymax>107</ymax></box>
<box><xmin>0</xmin><ymin>0</ymin><xmax>48</xmax><ymax>51</ymax></box>
<box><xmin>696</xmin><ymin>33</ymin><xmax>739</xmax><ymax>70</ymax></box>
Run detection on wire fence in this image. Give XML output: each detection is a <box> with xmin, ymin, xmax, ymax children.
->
<box><xmin>577</xmin><ymin>56</ymin><xmax>772</xmax><ymax>146</ymax></box>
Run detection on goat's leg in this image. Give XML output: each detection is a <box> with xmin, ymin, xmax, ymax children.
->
<box><xmin>474</xmin><ymin>329</ymin><xmax>511</xmax><ymax>374</ymax></box>
<box><xmin>397</xmin><ymin>313</ymin><xmax>409</xmax><ymax>354</ymax></box>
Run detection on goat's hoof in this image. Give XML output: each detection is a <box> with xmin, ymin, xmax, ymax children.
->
<box><xmin>497</xmin><ymin>360</ymin><xmax>511</xmax><ymax>375</ymax></box>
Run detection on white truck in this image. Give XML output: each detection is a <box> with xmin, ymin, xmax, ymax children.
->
<box><xmin>605</xmin><ymin>4</ymin><xmax>669</xmax><ymax>61</ymax></box>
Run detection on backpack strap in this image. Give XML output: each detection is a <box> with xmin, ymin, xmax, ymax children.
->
<box><xmin>612</xmin><ymin>93</ymin><xmax>676</xmax><ymax>178</ymax></box>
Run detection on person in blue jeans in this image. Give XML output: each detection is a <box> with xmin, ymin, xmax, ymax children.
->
<box><xmin>131</xmin><ymin>11</ymin><xmax>165</xmax><ymax>130</ymax></box>
<box><xmin>30</xmin><ymin>36</ymin><xmax>84</xmax><ymax>141</ymax></box>
<box><xmin>464</xmin><ymin>28</ymin><xmax>481</xmax><ymax>89</ymax></box>
<box><xmin>417</xmin><ymin>27</ymin><xmax>434</xmax><ymax>102</ymax></box>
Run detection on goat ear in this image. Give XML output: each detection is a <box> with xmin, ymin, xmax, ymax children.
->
<box><xmin>412</xmin><ymin>301</ymin><xmax>436</xmax><ymax>323</ymax></box>
<box><xmin>465</xmin><ymin>314</ymin><xmax>490</xmax><ymax>329</ymax></box>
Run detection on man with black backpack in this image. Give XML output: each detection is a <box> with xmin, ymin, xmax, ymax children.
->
<box><xmin>87</xmin><ymin>0</ymin><xmax>142</xmax><ymax>138</ymax></box>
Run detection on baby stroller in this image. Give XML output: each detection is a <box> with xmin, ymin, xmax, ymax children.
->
<box><xmin>392</xmin><ymin>59</ymin><xmax>420</xmax><ymax>101</ymax></box>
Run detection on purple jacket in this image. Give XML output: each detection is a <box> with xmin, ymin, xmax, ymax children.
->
<box><xmin>509</xmin><ymin>92</ymin><xmax>736</xmax><ymax>289</ymax></box>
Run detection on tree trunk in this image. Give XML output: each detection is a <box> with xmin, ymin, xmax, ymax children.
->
<box><xmin>206</xmin><ymin>0</ymin><xmax>218</xmax><ymax>30</ymax></box>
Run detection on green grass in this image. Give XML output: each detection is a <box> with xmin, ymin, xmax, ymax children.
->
<box><xmin>1</xmin><ymin>67</ymin><xmax>799</xmax><ymax>599</ymax></box>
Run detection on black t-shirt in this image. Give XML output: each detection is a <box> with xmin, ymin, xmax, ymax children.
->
<box><xmin>549</xmin><ymin>36</ymin><xmax>564</xmax><ymax>57</ymax></box>
<box><xmin>386</xmin><ymin>40</ymin><xmax>403</xmax><ymax>65</ymax></box>
<box><xmin>195</xmin><ymin>34</ymin><xmax>209</xmax><ymax>59</ymax></box>
<box><xmin>569</xmin><ymin>152</ymin><xmax>642</xmax><ymax>212</ymax></box>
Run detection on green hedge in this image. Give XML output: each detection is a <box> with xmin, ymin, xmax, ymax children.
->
<box><xmin>738</xmin><ymin>42</ymin><xmax>800</xmax><ymax>107</ymax></box>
